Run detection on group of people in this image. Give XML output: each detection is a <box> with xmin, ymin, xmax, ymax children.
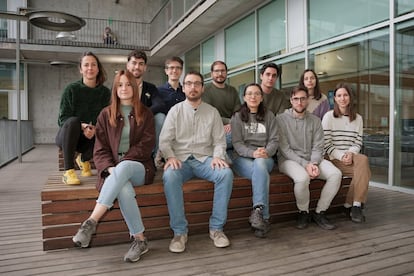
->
<box><xmin>56</xmin><ymin>50</ymin><xmax>371</xmax><ymax>263</ymax></box>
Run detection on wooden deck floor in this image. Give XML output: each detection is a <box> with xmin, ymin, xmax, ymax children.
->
<box><xmin>1</xmin><ymin>145</ymin><xmax>414</xmax><ymax>276</ymax></box>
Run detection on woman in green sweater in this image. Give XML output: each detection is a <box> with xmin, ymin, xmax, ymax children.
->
<box><xmin>55</xmin><ymin>51</ymin><xmax>111</xmax><ymax>185</ymax></box>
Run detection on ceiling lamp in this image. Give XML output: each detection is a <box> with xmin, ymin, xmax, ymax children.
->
<box><xmin>25</xmin><ymin>10</ymin><xmax>85</xmax><ymax>31</ymax></box>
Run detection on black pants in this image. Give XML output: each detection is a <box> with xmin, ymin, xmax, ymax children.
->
<box><xmin>55</xmin><ymin>117</ymin><xmax>94</xmax><ymax>170</ymax></box>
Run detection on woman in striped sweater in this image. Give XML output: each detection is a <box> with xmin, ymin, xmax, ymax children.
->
<box><xmin>321</xmin><ymin>83</ymin><xmax>371</xmax><ymax>223</ymax></box>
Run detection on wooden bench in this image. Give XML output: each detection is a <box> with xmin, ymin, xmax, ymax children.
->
<box><xmin>41</xmin><ymin>169</ymin><xmax>350</xmax><ymax>251</ymax></box>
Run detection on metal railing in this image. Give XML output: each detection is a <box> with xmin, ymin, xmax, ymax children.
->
<box><xmin>0</xmin><ymin>119</ymin><xmax>34</xmax><ymax>167</ymax></box>
<box><xmin>0</xmin><ymin>0</ymin><xmax>204</xmax><ymax>50</ymax></box>
<box><xmin>0</xmin><ymin>17</ymin><xmax>151</xmax><ymax>50</ymax></box>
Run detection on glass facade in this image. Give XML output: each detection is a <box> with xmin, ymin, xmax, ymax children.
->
<box><xmin>184</xmin><ymin>45</ymin><xmax>200</xmax><ymax>74</ymax></box>
<box><xmin>201</xmin><ymin>37</ymin><xmax>215</xmax><ymax>77</ymax></box>
<box><xmin>258</xmin><ymin>0</ymin><xmax>286</xmax><ymax>60</ymax></box>
<box><xmin>308</xmin><ymin>0</ymin><xmax>389</xmax><ymax>43</ymax></box>
<box><xmin>395</xmin><ymin>20</ymin><xmax>414</xmax><ymax>189</ymax></box>
<box><xmin>397</xmin><ymin>0</ymin><xmax>414</xmax><ymax>15</ymax></box>
<box><xmin>0</xmin><ymin>62</ymin><xmax>25</xmax><ymax>120</ymax></box>
<box><xmin>182</xmin><ymin>0</ymin><xmax>414</xmax><ymax>190</ymax></box>
<box><xmin>225</xmin><ymin>13</ymin><xmax>255</xmax><ymax>70</ymax></box>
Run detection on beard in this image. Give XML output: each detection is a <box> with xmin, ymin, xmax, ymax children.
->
<box><xmin>213</xmin><ymin>77</ymin><xmax>226</xmax><ymax>84</ymax></box>
<box><xmin>293</xmin><ymin>106</ymin><xmax>306</xmax><ymax>114</ymax></box>
<box><xmin>186</xmin><ymin>91</ymin><xmax>202</xmax><ymax>102</ymax></box>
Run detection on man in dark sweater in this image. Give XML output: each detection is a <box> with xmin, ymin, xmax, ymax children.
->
<box><xmin>202</xmin><ymin>61</ymin><xmax>241</xmax><ymax>149</ymax></box>
<box><xmin>126</xmin><ymin>50</ymin><xmax>165</xmax><ymax>155</ymax></box>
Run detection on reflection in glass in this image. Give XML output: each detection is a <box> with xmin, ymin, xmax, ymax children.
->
<box><xmin>306</xmin><ymin>31</ymin><xmax>390</xmax><ymax>184</ymax></box>
<box><xmin>395</xmin><ymin>21</ymin><xmax>414</xmax><ymax>188</ymax></box>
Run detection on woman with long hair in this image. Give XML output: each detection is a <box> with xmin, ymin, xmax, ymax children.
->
<box><xmin>299</xmin><ymin>69</ymin><xmax>330</xmax><ymax>119</ymax></box>
<box><xmin>56</xmin><ymin>51</ymin><xmax>111</xmax><ymax>185</ymax></box>
<box><xmin>322</xmin><ymin>83</ymin><xmax>371</xmax><ymax>223</ymax></box>
<box><xmin>72</xmin><ymin>70</ymin><xmax>155</xmax><ymax>262</ymax></box>
<box><xmin>229</xmin><ymin>83</ymin><xmax>278</xmax><ymax>238</ymax></box>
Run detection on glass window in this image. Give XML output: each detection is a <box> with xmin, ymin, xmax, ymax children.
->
<box><xmin>0</xmin><ymin>0</ymin><xmax>7</xmax><ymax>38</ymax></box>
<box><xmin>184</xmin><ymin>45</ymin><xmax>200</xmax><ymax>73</ymax></box>
<box><xmin>308</xmin><ymin>0</ymin><xmax>389</xmax><ymax>44</ymax></box>
<box><xmin>276</xmin><ymin>54</ymin><xmax>306</xmax><ymax>90</ymax></box>
<box><xmin>258</xmin><ymin>0</ymin><xmax>286</xmax><ymax>60</ymax></box>
<box><xmin>201</xmin><ymin>37</ymin><xmax>215</xmax><ymax>77</ymax></box>
<box><xmin>0</xmin><ymin>63</ymin><xmax>24</xmax><ymax>90</ymax></box>
<box><xmin>397</xmin><ymin>0</ymin><xmax>414</xmax><ymax>15</ymax></box>
<box><xmin>0</xmin><ymin>92</ymin><xmax>8</xmax><ymax>119</ymax></box>
<box><xmin>395</xmin><ymin>20</ymin><xmax>414</xmax><ymax>188</ymax></box>
<box><xmin>309</xmin><ymin>29</ymin><xmax>390</xmax><ymax>184</ymax></box>
<box><xmin>225</xmin><ymin>13</ymin><xmax>255</xmax><ymax>69</ymax></box>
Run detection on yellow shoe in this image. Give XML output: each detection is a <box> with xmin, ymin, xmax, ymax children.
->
<box><xmin>75</xmin><ymin>155</ymin><xmax>93</xmax><ymax>177</ymax></box>
<box><xmin>62</xmin><ymin>169</ymin><xmax>81</xmax><ymax>185</ymax></box>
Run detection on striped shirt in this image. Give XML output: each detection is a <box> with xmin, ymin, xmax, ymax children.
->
<box><xmin>321</xmin><ymin>110</ymin><xmax>363</xmax><ymax>161</ymax></box>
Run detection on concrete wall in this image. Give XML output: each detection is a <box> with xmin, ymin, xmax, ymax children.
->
<box><xmin>29</xmin><ymin>62</ymin><xmax>164</xmax><ymax>144</ymax></box>
<box><xmin>27</xmin><ymin>0</ymin><xmax>164</xmax><ymax>22</ymax></box>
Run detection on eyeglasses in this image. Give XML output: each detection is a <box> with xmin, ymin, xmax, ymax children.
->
<box><xmin>184</xmin><ymin>81</ymin><xmax>203</xmax><ymax>88</ymax></box>
<box><xmin>291</xmin><ymin>97</ymin><xmax>308</xmax><ymax>103</ymax></box>
<box><xmin>245</xmin><ymin>92</ymin><xmax>262</xmax><ymax>97</ymax></box>
<box><xmin>166</xmin><ymin>66</ymin><xmax>182</xmax><ymax>70</ymax></box>
<box><xmin>212</xmin><ymin>69</ymin><xmax>227</xmax><ymax>74</ymax></box>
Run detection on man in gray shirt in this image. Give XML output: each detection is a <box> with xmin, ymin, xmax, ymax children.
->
<box><xmin>159</xmin><ymin>71</ymin><xmax>234</xmax><ymax>253</ymax></box>
<box><xmin>276</xmin><ymin>85</ymin><xmax>342</xmax><ymax>231</ymax></box>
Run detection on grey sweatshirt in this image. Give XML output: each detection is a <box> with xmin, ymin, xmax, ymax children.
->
<box><xmin>276</xmin><ymin>108</ymin><xmax>324</xmax><ymax>167</ymax></box>
<box><xmin>231</xmin><ymin>110</ymin><xmax>278</xmax><ymax>158</ymax></box>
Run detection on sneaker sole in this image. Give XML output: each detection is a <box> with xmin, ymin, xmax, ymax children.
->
<box><xmin>351</xmin><ymin>216</ymin><xmax>365</xmax><ymax>223</ymax></box>
<box><xmin>209</xmin><ymin>235</ymin><xmax>230</xmax><ymax>248</ymax></box>
<box><xmin>124</xmin><ymin>247</ymin><xmax>149</xmax><ymax>263</ymax></box>
<box><xmin>72</xmin><ymin>237</ymin><xmax>89</xmax><ymax>248</ymax></box>
<box><xmin>250</xmin><ymin>222</ymin><xmax>266</xmax><ymax>230</ymax></box>
<box><xmin>62</xmin><ymin>177</ymin><xmax>81</xmax><ymax>185</ymax></box>
<box><xmin>312</xmin><ymin>219</ymin><xmax>337</xmax><ymax>230</ymax></box>
<box><xmin>80</xmin><ymin>172</ymin><xmax>93</xmax><ymax>177</ymax></box>
<box><xmin>169</xmin><ymin>245</ymin><xmax>185</xmax><ymax>253</ymax></box>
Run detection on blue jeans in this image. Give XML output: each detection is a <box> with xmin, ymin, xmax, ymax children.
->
<box><xmin>163</xmin><ymin>156</ymin><xmax>234</xmax><ymax>235</ymax></box>
<box><xmin>231</xmin><ymin>155</ymin><xmax>274</xmax><ymax>219</ymax></box>
<box><xmin>226</xmin><ymin>131</ymin><xmax>233</xmax><ymax>150</ymax></box>
<box><xmin>154</xmin><ymin>112</ymin><xmax>166</xmax><ymax>153</ymax></box>
<box><xmin>97</xmin><ymin>160</ymin><xmax>146</xmax><ymax>235</ymax></box>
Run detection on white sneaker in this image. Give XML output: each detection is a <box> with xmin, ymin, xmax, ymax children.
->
<box><xmin>209</xmin><ymin>230</ymin><xmax>230</xmax><ymax>248</ymax></box>
<box><xmin>169</xmin><ymin>234</ymin><xmax>187</xmax><ymax>253</ymax></box>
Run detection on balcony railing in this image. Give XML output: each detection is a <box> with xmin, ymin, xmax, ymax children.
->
<box><xmin>0</xmin><ymin>1</ymin><xmax>204</xmax><ymax>50</ymax></box>
<box><xmin>0</xmin><ymin>17</ymin><xmax>150</xmax><ymax>50</ymax></box>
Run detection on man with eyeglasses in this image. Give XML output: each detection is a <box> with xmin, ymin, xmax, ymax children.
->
<box><xmin>276</xmin><ymin>85</ymin><xmax>342</xmax><ymax>231</ymax></box>
<box><xmin>155</xmin><ymin>57</ymin><xmax>186</xmax><ymax>168</ymax></box>
<box><xmin>260</xmin><ymin>62</ymin><xmax>291</xmax><ymax>115</ymax></box>
<box><xmin>126</xmin><ymin>50</ymin><xmax>165</xmax><ymax>158</ymax></box>
<box><xmin>202</xmin><ymin>61</ymin><xmax>241</xmax><ymax>149</ymax></box>
<box><xmin>159</xmin><ymin>71</ymin><xmax>233</xmax><ymax>253</ymax></box>
<box><xmin>158</xmin><ymin>56</ymin><xmax>186</xmax><ymax>114</ymax></box>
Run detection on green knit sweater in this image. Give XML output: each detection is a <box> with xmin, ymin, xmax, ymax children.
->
<box><xmin>57</xmin><ymin>80</ymin><xmax>111</xmax><ymax>127</ymax></box>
